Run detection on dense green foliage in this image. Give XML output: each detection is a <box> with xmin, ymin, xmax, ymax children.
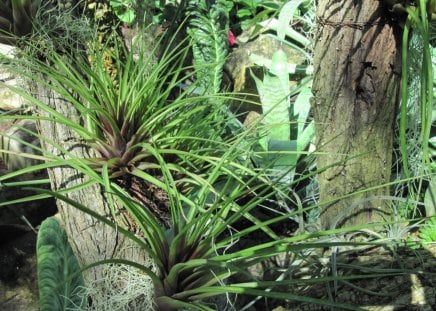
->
<box><xmin>0</xmin><ymin>0</ymin><xmax>435</xmax><ymax>309</ymax></box>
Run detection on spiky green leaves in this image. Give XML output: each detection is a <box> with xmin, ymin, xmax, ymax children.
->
<box><xmin>19</xmin><ymin>30</ymin><xmax>229</xmax><ymax>179</ymax></box>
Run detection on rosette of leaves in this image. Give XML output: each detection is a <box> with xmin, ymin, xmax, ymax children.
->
<box><xmin>0</xmin><ymin>30</ymin><xmax>234</xmax><ymax>223</ymax></box>
<box><xmin>42</xmin><ymin>149</ymin><xmax>383</xmax><ymax>311</ymax></box>
<box><xmin>1</xmin><ymin>27</ymin><xmax>387</xmax><ymax>311</ymax></box>
<box><xmin>0</xmin><ymin>0</ymin><xmax>40</xmax><ymax>45</ymax></box>
<box><xmin>15</xmin><ymin>34</ymin><xmax>220</xmax><ymax>172</ymax></box>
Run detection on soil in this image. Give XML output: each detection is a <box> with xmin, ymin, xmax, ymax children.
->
<box><xmin>272</xmin><ymin>244</ymin><xmax>436</xmax><ymax>311</ymax></box>
<box><xmin>0</xmin><ymin>230</ymin><xmax>39</xmax><ymax>311</ymax></box>
<box><xmin>0</xmin><ymin>158</ymin><xmax>57</xmax><ymax>311</ymax></box>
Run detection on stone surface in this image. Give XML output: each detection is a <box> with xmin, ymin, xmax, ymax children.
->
<box><xmin>0</xmin><ymin>119</ymin><xmax>41</xmax><ymax>171</ymax></box>
<box><xmin>225</xmin><ymin>34</ymin><xmax>307</xmax><ymax>93</ymax></box>
<box><xmin>0</xmin><ymin>43</ymin><xmax>26</xmax><ymax>111</ymax></box>
<box><xmin>0</xmin><ymin>43</ymin><xmax>14</xmax><ymax>56</ymax></box>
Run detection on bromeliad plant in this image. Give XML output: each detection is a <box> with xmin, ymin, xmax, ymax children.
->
<box><xmin>0</xmin><ymin>26</ymin><xmax>244</xmax><ymax>236</ymax></box>
<box><xmin>249</xmin><ymin>0</ymin><xmax>314</xmax><ymax>184</ymax></box>
<box><xmin>0</xmin><ymin>23</ymin><xmax>388</xmax><ymax>310</ymax></box>
<box><xmin>40</xmin><ymin>139</ymin><xmax>384</xmax><ymax>311</ymax></box>
<box><xmin>1</xmin><ymin>29</ymin><xmax>229</xmax><ymax>182</ymax></box>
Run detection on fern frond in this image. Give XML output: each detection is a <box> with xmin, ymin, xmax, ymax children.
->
<box><xmin>187</xmin><ymin>0</ymin><xmax>230</xmax><ymax>94</ymax></box>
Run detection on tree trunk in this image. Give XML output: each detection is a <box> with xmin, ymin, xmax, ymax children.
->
<box><xmin>36</xmin><ymin>86</ymin><xmax>154</xmax><ymax>308</ymax></box>
<box><xmin>312</xmin><ymin>1</ymin><xmax>402</xmax><ymax>229</ymax></box>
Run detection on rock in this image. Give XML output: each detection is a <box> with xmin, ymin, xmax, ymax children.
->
<box><xmin>0</xmin><ymin>119</ymin><xmax>41</xmax><ymax>172</ymax></box>
<box><xmin>225</xmin><ymin>35</ymin><xmax>307</xmax><ymax>119</ymax></box>
<box><xmin>0</xmin><ymin>43</ymin><xmax>27</xmax><ymax>111</ymax></box>
<box><xmin>0</xmin><ymin>71</ymin><xmax>27</xmax><ymax>111</ymax></box>
<box><xmin>0</xmin><ymin>43</ymin><xmax>14</xmax><ymax>56</ymax></box>
<box><xmin>225</xmin><ymin>34</ymin><xmax>307</xmax><ymax>93</ymax></box>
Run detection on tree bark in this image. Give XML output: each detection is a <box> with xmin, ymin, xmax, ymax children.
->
<box><xmin>36</xmin><ymin>86</ymin><xmax>154</xmax><ymax>307</ymax></box>
<box><xmin>312</xmin><ymin>1</ymin><xmax>402</xmax><ymax>229</ymax></box>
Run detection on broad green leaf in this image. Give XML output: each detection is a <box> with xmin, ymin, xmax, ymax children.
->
<box><xmin>292</xmin><ymin>83</ymin><xmax>314</xmax><ymax>151</ymax></box>
<box><xmin>237</xmin><ymin>8</ymin><xmax>253</xmax><ymax>18</ymax></box>
<box><xmin>37</xmin><ymin>217</ymin><xmax>85</xmax><ymax>311</ymax></box>
<box><xmin>277</xmin><ymin>0</ymin><xmax>304</xmax><ymax>41</ymax></box>
<box><xmin>110</xmin><ymin>0</ymin><xmax>136</xmax><ymax>24</ymax></box>
<box><xmin>268</xmin><ymin>139</ymin><xmax>298</xmax><ymax>165</ymax></box>
<box><xmin>424</xmin><ymin>176</ymin><xmax>436</xmax><ymax>216</ymax></box>
<box><xmin>254</xmin><ymin>49</ymin><xmax>290</xmax><ymax>142</ymax></box>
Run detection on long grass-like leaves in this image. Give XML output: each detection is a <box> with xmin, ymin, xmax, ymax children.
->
<box><xmin>178</xmin><ymin>286</ymin><xmax>365</xmax><ymax>311</ymax></box>
<box><xmin>400</xmin><ymin>1</ymin><xmax>434</xmax><ymax>178</ymax></box>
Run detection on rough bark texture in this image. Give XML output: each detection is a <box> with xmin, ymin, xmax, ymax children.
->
<box><xmin>35</xmin><ymin>86</ymin><xmax>154</xmax><ymax>307</ymax></box>
<box><xmin>312</xmin><ymin>1</ymin><xmax>402</xmax><ymax>229</ymax></box>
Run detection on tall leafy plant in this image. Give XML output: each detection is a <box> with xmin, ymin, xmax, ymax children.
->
<box><xmin>186</xmin><ymin>0</ymin><xmax>246</xmax><ymax>138</ymax></box>
<box><xmin>38</xmin><ymin>148</ymin><xmax>383</xmax><ymax>311</ymax></box>
<box><xmin>1</xmin><ymin>31</ymin><xmax>226</xmax><ymax>182</ymax></box>
<box><xmin>250</xmin><ymin>0</ymin><xmax>314</xmax><ymax>184</ymax></box>
<box><xmin>393</xmin><ymin>0</ymin><xmax>436</xmax><ymax>243</ymax></box>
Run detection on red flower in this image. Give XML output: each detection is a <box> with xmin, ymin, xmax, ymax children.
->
<box><xmin>228</xmin><ymin>30</ymin><xmax>236</xmax><ymax>47</ymax></box>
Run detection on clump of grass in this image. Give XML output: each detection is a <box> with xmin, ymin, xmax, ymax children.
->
<box><xmin>24</xmin><ymin>1</ymin><xmax>93</xmax><ymax>54</ymax></box>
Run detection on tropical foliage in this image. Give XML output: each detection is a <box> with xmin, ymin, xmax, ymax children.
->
<box><xmin>0</xmin><ymin>0</ymin><xmax>435</xmax><ymax>310</ymax></box>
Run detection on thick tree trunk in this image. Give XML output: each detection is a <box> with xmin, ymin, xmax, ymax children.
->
<box><xmin>36</xmin><ymin>86</ymin><xmax>154</xmax><ymax>307</ymax></box>
<box><xmin>312</xmin><ymin>1</ymin><xmax>402</xmax><ymax>229</ymax></box>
